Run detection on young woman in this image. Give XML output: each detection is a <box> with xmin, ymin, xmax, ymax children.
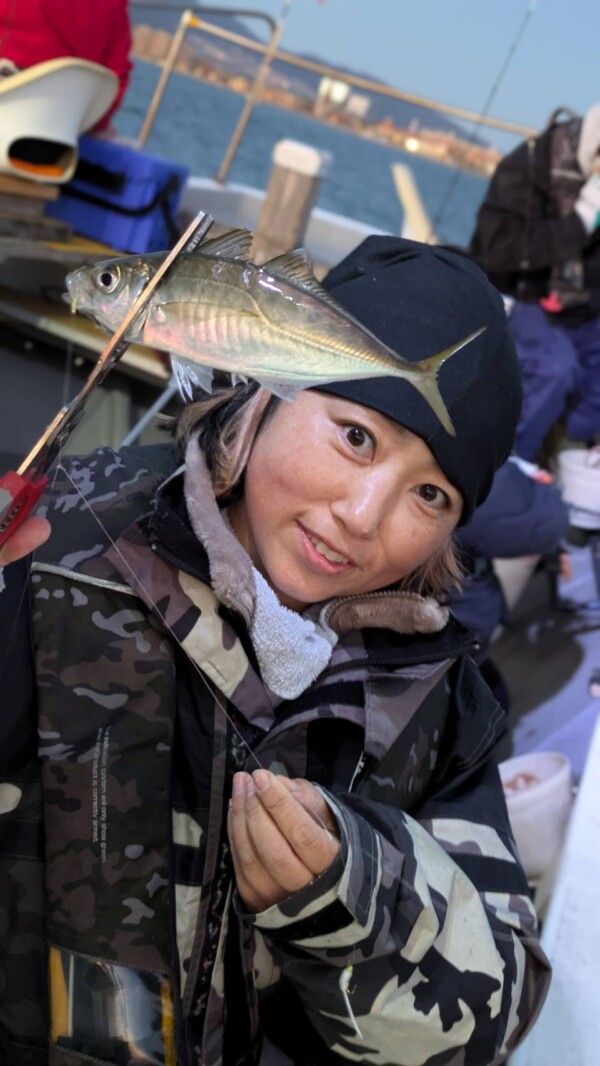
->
<box><xmin>0</xmin><ymin>237</ymin><xmax>550</xmax><ymax>1066</ymax></box>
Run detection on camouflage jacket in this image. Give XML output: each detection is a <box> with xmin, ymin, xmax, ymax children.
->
<box><xmin>0</xmin><ymin>444</ymin><xmax>550</xmax><ymax>1066</ymax></box>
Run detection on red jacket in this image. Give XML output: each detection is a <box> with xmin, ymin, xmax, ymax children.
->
<box><xmin>0</xmin><ymin>0</ymin><xmax>132</xmax><ymax>129</ymax></box>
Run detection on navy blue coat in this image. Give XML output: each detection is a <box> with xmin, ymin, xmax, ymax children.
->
<box><xmin>451</xmin><ymin>459</ymin><xmax>569</xmax><ymax>648</ymax></box>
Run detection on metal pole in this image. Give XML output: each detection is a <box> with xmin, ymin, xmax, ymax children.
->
<box><xmin>214</xmin><ymin>0</ymin><xmax>292</xmax><ymax>184</ymax></box>
<box><xmin>129</xmin><ymin>3</ymin><xmax>277</xmax><ymax>35</ymax></box>
<box><xmin>137</xmin><ymin>9</ymin><xmax>193</xmax><ymax>147</ymax></box>
<box><xmin>120</xmin><ymin>379</ymin><xmax>180</xmax><ymax>447</ymax></box>
<box><xmin>162</xmin><ymin>17</ymin><xmax>537</xmax><ymax>138</ymax></box>
<box><xmin>133</xmin><ymin>9</ymin><xmax>537</xmax><ymax>142</ymax></box>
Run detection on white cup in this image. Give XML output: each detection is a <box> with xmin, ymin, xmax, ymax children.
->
<box><xmin>499</xmin><ymin>752</ymin><xmax>573</xmax><ymax>880</ymax></box>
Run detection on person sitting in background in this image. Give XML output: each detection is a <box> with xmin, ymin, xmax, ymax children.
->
<box><xmin>470</xmin><ymin>103</ymin><xmax>600</xmax><ymax>462</ymax></box>
<box><xmin>451</xmin><ymin>455</ymin><xmax>570</xmax><ymax>708</ymax></box>
<box><xmin>0</xmin><ymin>0</ymin><xmax>132</xmax><ymax>132</ymax></box>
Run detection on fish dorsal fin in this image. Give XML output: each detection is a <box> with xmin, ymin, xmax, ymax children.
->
<box><xmin>198</xmin><ymin>228</ymin><xmax>254</xmax><ymax>260</ymax></box>
<box><xmin>262</xmin><ymin>247</ymin><xmax>343</xmax><ymax>309</ymax></box>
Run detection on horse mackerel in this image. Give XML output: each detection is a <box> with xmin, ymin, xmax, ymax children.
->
<box><xmin>65</xmin><ymin>228</ymin><xmax>487</xmax><ymax>435</ymax></box>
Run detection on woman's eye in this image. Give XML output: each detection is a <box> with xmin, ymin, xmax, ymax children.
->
<box><xmin>417</xmin><ymin>483</ymin><xmax>449</xmax><ymax>509</ymax></box>
<box><xmin>343</xmin><ymin>424</ymin><xmax>375</xmax><ymax>455</ymax></box>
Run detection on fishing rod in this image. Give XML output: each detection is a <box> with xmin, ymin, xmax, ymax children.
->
<box><xmin>428</xmin><ymin>0</ymin><xmax>540</xmax><ymax>242</ymax></box>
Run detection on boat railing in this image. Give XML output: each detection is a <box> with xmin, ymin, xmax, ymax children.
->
<box><xmin>130</xmin><ymin>2</ymin><xmax>538</xmax><ymax>185</ymax></box>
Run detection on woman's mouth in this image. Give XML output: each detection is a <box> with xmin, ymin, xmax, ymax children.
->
<box><xmin>299</xmin><ymin>525</ymin><xmax>354</xmax><ymax>572</ymax></box>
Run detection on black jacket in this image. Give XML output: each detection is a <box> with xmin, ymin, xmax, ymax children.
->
<box><xmin>0</xmin><ymin>445</ymin><xmax>551</xmax><ymax>1066</ymax></box>
<box><xmin>470</xmin><ymin>122</ymin><xmax>600</xmax><ymax>324</ymax></box>
<box><xmin>451</xmin><ymin>459</ymin><xmax>569</xmax><ymax>647</ymax></box>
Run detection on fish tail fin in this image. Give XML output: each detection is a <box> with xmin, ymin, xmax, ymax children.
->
<box><xmin>419</xmin><ymin>326</ymin><xmax>487</xmax><ymax>376</ymax></box>
<box><xmin>409</xmin><ymin>326</ymin><xmax>488</xmax><ymax>437</ymax></box>
<box><xmin>412</xmin><ymin>377</ymin><xmax>456</xmax><ymax>436</ymax></box>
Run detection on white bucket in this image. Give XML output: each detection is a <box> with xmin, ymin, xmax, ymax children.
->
<box><xmin>499</xmin><ymin>752</ymin><xmax>572</xmax><ymax>880</ymax></box>
<box><xmin>556</xmin><ymin>448</ymin><xmax>600</xmax><ymax>514</ymax></box>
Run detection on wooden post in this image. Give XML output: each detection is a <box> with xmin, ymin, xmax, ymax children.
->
<box><xmin>392</xmin><ymin>163</ymin><xmax>438</xmax><ymax>245</ymax></box>
<box><xmin>251</xmin><ymin>139</ymin><xmax>332</xmax><ymax>264</ymax></box>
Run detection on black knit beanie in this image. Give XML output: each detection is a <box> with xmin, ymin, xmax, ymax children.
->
<box><xmin>319</xmin><ymin>236</ymin><xmax>522</xmax><ymax>524</ymax></box>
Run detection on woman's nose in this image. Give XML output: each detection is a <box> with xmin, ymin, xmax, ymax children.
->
<box><xmin>330</xmin><ymin>475</ymin><xmax>392</xmax><ymax>538</ymax></box>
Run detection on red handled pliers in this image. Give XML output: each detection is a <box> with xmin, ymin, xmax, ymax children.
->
<box><xmin>0</xmin><ymin>209</ymin><xmax>214</xmax><ymax>550</ymax></box>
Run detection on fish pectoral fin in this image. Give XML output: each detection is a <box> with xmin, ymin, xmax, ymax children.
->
<box><xmin>171</xmin><ymin>356</ymin><xmax>214</xmax><ymax>399</ymax></box>
<box><xmin>197</xmin><ymin>228</ymin><xmax>254</xmax><ymax>261</ymax></box>
<box><xmin>256</xmin><ymin>376</ymin><xmax>303</xmax><ymax>402</ymax></box>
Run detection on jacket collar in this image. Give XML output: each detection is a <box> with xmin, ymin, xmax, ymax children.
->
<box><xmin>105</xmin><ymin>443</ymin><xmax>475</xmax><ymax>753</ymax></box>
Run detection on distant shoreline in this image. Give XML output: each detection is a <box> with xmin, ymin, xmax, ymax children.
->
<box><xmin>120</xmin><ymin>58</ymin><xmax>488</xmax><ymax>248</ymax></box>
<box><xmin>131</xmin><ymin>26</ymin><xmax>502</xmax><ymax>179</ymax></box>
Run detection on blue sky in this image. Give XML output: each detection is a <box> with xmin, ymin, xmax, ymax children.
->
<box><xmin>209</xmin><ymin>0</ymin><xmax>600</xmax><ymax>151</ymax></box>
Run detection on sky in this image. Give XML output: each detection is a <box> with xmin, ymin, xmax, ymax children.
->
<box><xmin>201</xmin><ymin>0</ymin><xmax>600</xmax><ymax>151</ymax></box>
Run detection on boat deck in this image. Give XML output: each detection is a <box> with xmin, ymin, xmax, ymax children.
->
<box><xmin>503</xmin><ymin>543</ymin><xmax>600</xmax><ymax>1066</ymax></box>
<box><xmin>492</xmin><ymin>540</ymin><xmax>600</xmax><ymax>782</ymax></box>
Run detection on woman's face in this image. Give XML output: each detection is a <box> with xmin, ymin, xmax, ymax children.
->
<box><xmin>229</xmin><ymin>392</ymin><xmax>462</xmax><ymax>611</ymax></box>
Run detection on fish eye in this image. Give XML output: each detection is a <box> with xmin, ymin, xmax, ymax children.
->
<box><xmin>95</xmin><ymin>266</ymin><xmax>121</xmax><ymax>293</ymax></box>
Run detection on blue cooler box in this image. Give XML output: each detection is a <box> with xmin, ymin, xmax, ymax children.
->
<box><xmin>45</xmin><ymin>136</ymin><xmax>189</xmax><ymax>253</ymax></box>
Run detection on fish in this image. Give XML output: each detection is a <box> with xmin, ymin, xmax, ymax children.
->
<box><xmin>64</xmin><ymin>227</ymin><xmax>486</xmax><ymax>435</ymax></box>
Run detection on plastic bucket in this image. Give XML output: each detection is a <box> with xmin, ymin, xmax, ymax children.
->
<box><xmin>556</xmin><ymin>448</ymin><xmax>600</xmax><ymax>514</ymax></box>
<box><xmin>499</xmin><ymin>752</ymin><xmax>572</xmax><ymax>880</ymax></box>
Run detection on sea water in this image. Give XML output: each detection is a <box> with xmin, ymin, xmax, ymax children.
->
<box><xmin>116</xmin><ymin>60</ymin><xmax>488</xmax><ymax>249</ymax></box>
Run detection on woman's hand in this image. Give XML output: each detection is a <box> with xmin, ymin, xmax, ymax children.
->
<box><xmin>0</xmin><ymin>516</ymin><xmax>51</xmax><ymax>567</ymax></box>
<box><xmin>228</xmin><ymin>770</ymin><xmax>341</xmax><ymax>912</ymax></box>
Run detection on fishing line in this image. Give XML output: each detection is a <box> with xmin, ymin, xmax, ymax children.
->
<box><xmin>2</xmin><ymin>204</ymin><xmax>207</xmax><ymax>694</ymax></box>
<box><xmin>57</xmin><ymin>461</ymin><xmax>341</xmax><ymax>842</ymax></box>
<box><xmin>0</xmin><ymin>340</ymin><xmax>76</xmax><ymax>682</ymax></box>
<box><xmin>56</xmin><ymin>460</ymin><xmax>267</xmax><ymax>772</ymax></box>
<box><xmin>2</xmin><ymin>462</ymin><xmax>531</xmax><ymax>1022</ymax></box>
<box><xmin>427</xmin><ymin>0</ymin><xmax>539</xmax><ymax>243</ymax></box>
<box><xmin>339</xmin><ymin>943</ymin><xmax>362</xmax><ymax>1039</ymax></box>
<box><xmin>54</xmin><ymin>442</ymin><xmax>545</xmax><ymax>969</ymax></box>
<box><xmin>0</xmin><ymin>442</ymin><xmax>336</xmax><ymax>837</ymax></box>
